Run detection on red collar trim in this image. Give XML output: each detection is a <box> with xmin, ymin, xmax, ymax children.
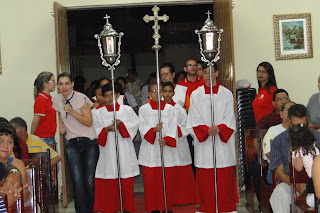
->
<box><xmin>149</xmin><ymin>101</ymin><xmax>166</xmax><ymax>110</ymax></box>
<box><xmin>167</xmin><ymin>100</ymin><xmax>176</xmax><ymax>106</ymax></box>
<box><xmin>105</xmin><ymin>103</ymin><xmax>120</xmax><ymax>111</ymax></box>
<box><xmin>39</xmin><ymin>92</ymin><xmax>51</xmax><ymax>99</ymax></box>
<box><xmin>185</xmin><ymin>76</ymin><xmax>201</xmax><ymax>84</ymax></box>
<box><xmin>204</xmin><ymin>83</ymin><xmax>220</xmax><ymax>94</ymax></box>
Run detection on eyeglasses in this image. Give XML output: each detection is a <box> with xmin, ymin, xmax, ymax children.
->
<box><xmin>289</xmin><ymin>119</ymin><xmax>308</xmax><ymax>129</ymax></box>
<box><xmin>160</xmin><ymin>72</ymin><xmax>170</xmax><ymax>77</ymax></box>
<box><xmin>186</xmin><ymin>64</ymin><xmax>198</xmax><ymax>68</ymax></box>
<box><xmin>282</xmin><ymin>108</ymin><xmax>289</xmax><ymax>112</ymax></box>
<box><xmin>275</xmin><ymin>97</ymin><xmax>289</xmax><ymax>102</ymax></box>
<box><xmin>257</xmin><ymin>70</ymin><xmax>267</xmax><ymax>74</ymax></box>
<box><xmin>47</xmin><ymin>80</ymin><xmax>56</xmax><ymax>84</ymax></box>
<box><xmin>150</xmin><ymin>89</ymin><xmax>162</xmax><ymax>93</ymax></box>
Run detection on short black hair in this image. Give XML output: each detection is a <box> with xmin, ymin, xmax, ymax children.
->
<box><xmin>148</xmin><ymin>79</ymin><xmax>162</xmax><ymax>92</ymax></box>
<box><xmin>273</xmin><ymin>89</ymin><xmax>289</xmax><ymax>101</ymax></box>
<box><xmin>162</xmin><ymin>82</ymin><xmax>175</xmax><ymax>92</ymax></box>
<box><xmin>288</xmin><ymin>104</ymin><xmax>308</xmax><ymax>121</ymax></box>
<box><xmin>102</xmin><ymin>83</ymin><xmax>122</xmax><ymax>96</ymax></box>
<box><xmin>128</xmin><ymin>69</ymin><xmax>138</xmax><ymax>76</ymax></box>
<box><xmin>57</xmin><ymin>72</ymin><xmax>72</xmax><ymax>82</ymax></box>
<box><xmin>0</xmin><ymin>117</ymin><xmax>9</xmax><ymax>123</ymax></box>
<box><xmin>98</xmin><ymin>77</ymin><xmax>111</xmax><ymax>86</ymax></box>
<box><xmin>9</xmin><ymin>117</ymin><xmax>28</xmax><ymax>132</ymax></box>
<box><xmin>203</xmin><ymin>63</ymin><xmax>218</xmax><ymax>72</ymax></box>
<box><xmin>116</xmin><ymin>77</ymin><xmax>127</xmax><ymax>84</ymax></box>
<box><xmin>160</xmin><ymin>63</ymin><xmax>175</xmax><ymax>74</ymax></box>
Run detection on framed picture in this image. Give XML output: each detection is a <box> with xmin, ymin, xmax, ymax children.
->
<box><xmin>273</xmin><ymin>13</ymin><xmax>312</xmax><ymax>60</ymax></box>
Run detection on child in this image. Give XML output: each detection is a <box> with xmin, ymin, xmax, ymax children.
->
<box><xmin>162</xmin><ymin>82</ymin><xmax>197</xmax><ymax>205</ymax></box>
<box><xmin>92</xmin><ymin>83</ymin><xmax>140</xmax><ymax>213</ymax></box>
<box><xmin>138</xmin><ymin>80</ymin><xmax>178</xmax><ymax>213</ymax></box>
<box><xmin>92</xmin><ymin>86</ymin><xmax>106</xmax><ymax>109</ymax></box>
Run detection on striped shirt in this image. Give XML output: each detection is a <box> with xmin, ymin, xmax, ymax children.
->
<box><xmin>270</xmin><ymin>128</ymin><xmax>320</xmax><ymax>176</ymax></box>
<box><xmin>26</xmin><ymin>134</ymin><xmax>58</xmax><ymax>159</ymax></box>
<box><xmin>0</xmin><ymin>196</ymin><xmax>7</xmax><ymax>213</ymax></box>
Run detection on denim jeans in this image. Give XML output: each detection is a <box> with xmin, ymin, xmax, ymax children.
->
<box><xmin>42</xmin><ymin>137</ymin><xmax>55</xmax><ymax>145</ymax></box>
<box><xmin>66</xmin><ymin>137</ymin><xmax>99</xmax><ymax>213</ymax></box>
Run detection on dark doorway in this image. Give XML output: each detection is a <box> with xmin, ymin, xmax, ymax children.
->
<box><xmin>67</xmin><ymin>3</ymin><xmax>213</xmax><ymax>83</ymax></box>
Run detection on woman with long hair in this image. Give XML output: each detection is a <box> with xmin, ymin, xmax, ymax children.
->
<box><xmin>252</xmin><ymin>62</ymin><xmax>278</xmax><ymax>123</ymax></box>
<box><xmin>52</xmin><ymin>72</ymin><xmax>99</xmax><ymax>213</ymax></box>
<box><xmin>31</xmin><ymin>72</ymin><xmax>57</xmax><ymax>145</ymax></box>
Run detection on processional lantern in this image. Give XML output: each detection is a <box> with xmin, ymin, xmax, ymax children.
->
<box><xmin>195</xmin><ymin>11</ymin><xmax>223</xmax><ymax>62</ymax></box>
<box><xmin>94</xmin><ymin>14</ymin><xmax>124</xmax><ymax>213</ymax></box>
<box><xmin>195</xmin><ymin>11</ymin><xmax>223</xmax><ymax>213</ymax></box>
<box><xmin>95</xmin><ymin>14</ymin><xmax>124</xmax><ymax>66</ymax></box>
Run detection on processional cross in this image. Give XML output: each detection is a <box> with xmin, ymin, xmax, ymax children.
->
<box><xmin>143</xmin><ymin>5</ymin><xmax>169</xmax><ymax>51</ymax></box>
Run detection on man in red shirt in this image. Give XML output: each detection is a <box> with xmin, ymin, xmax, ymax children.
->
<box><xmin>174</xmin><ymin>59</ymin><xmax>204</xmax><ymax>111</ymax></box>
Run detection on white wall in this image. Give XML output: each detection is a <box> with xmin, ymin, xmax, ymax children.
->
<box><xmin>0</xmin><ymin>0</ymin><xmax>319</xmax><ymax>130</ymax></box>
<box><xmin>233</xmin><ymin>0</ymin><xmax>320</xmax><ymax>105</ymax></box>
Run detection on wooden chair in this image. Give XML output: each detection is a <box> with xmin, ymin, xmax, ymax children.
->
<box><xmin>29</xmin><ymin>149</ymin><xmax>55</xmax><ymax>213</ymax></box>
<box><xmin>23</xmin><ymin>157</ymin><xmax>44</xmax><ymax>213</ymax></box>
<box><xmin>0</xmin><ymin>181</ymin><xmax>24</xmax><ymax>213</ymax></box>
<box><xmin>244</xmin><ymin>128</ymin><xmax>255</xmax><ymax>213</ymax></box>
<box><xmin>256</xmin><ymin>128</ymin><xmax>273</xmax><ymax>213</ymax></box>
<box><xmin>290</xmin><ymin>156</ymin><xmax>318</xmax><ymax>212</ymax></box>
<box><xmin>48</xmin><ymin>142</ymin><xmax>58</xmax><ymax>202</ymax></box>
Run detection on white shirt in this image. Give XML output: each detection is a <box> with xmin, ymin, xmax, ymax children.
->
<box><xmin>187</xmin><ymin>85</ymin><xmax>236</xmax><ymax>168</ymax></box>
<box><xmin>92</xmin><ymin>105</ymin><xmax>140</xmax><ymax>179</ymax></box>
<box><xmin>138</xmin><ymin>103</ymin><xmax>179</xmax><ymax>167</ymax></box>
<box><xmin>263</xmin><ymin>123</ymin><xmax>286</xmax><ymax>163</ymax></box>
<box><xmin>173</xmin><ymin>103</ymin><xmax>192</xmax><ymax>166</ymax></box>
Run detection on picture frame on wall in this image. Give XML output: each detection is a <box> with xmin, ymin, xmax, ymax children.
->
<box><xmin>273</xmin><ymin>13</ymin><xmax>313</xmax><ymax>60</ymax></box>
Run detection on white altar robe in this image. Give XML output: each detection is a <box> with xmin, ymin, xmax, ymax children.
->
<box><xmin>186</xmin><ymin>85</ymin><xmax>236</xmax><ymax>168</ymax></box>
<box><xmin>92</xmin><ymin>105</ymin><xmax>140</xmax><ymax>179</ymax></box>
<box><xmin>138</xmin><ymin>102</ymin><xmax>179</xmax><ymax>167</ymax></box>
<box><xmin>172</xmin><ymin>103</ymin><xmax>192</xmax><ymax>166</ymax></box>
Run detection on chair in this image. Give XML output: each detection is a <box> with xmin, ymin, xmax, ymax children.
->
<box><xmin>244</xmin><ymin>128</ymin><xmax>255</xmax><ymax>213</ymax></box>
<box><xmin>0</xmin><ymin>181</ymin><xmax>24</xmax><ymax>213</ymax></box>
<box><xmin>256</xmin><ymin>128</ymin><xmax>273</xmax><ymax>213</ymax></box>
<box><xmin>48</xmin><ymin>143</ymin><xmax>58</xmax><ymax>202</ymax></box>
<box><xmin>290</xmin><ymin>156</ymin><xmax>318</xmax><ymax>212</ymax></box>
<box><xmin>23</xmin><ymin>157</ymin><xmax>44</xmax><ymax>213</ymax></box>
<box><xmin>29</xmin><ymin>149</ymin><xmax>55</xmax><ymax>213</ymax></box>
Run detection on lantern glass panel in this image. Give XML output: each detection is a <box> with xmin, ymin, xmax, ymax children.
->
<box><xmin>202</xmin><ymin>32</ymin><xmax>217</xmax><ymax>51</ymax></box>
<box><xmin>106</xmin><ymin>36</ymin><xmax>115</xmax><ymax>54</ymax></box>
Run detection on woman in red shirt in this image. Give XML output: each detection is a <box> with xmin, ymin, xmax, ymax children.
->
<box><xmin>252</xmin><ymin>62</ymin><xmax>278</xmax><ymax>123</ymax></box>
<box><xmin>31</xmin><ymin>72</ymin><xmax>57</xmax><ymax>145</ymax></box>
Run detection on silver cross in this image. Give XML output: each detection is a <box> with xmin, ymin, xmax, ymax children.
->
<box><xmin>143</xmin><ymin>5</ymin><xmax>169</xmax><ymax>51</ymax></box>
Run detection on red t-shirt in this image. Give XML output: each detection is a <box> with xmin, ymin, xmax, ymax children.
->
<box><xmin>252</xmin><ymin>86</ymin><xmax>277</xmax><ymax>123</ymax></box>
<box><xmin>34</xmin><ymin>92</ymin><xmax>57</xmax><ymax>138</ymax></box>
<box><xmin>177</xmin><ymin>76</ymin><xmax>204</xmax><ymax>109</ymax></box>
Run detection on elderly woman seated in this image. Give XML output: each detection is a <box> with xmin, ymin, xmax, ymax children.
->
<box><xmin>0</xmin><ymin>122</ymin><xmax>26</xmax><ymax>204</ymax></box>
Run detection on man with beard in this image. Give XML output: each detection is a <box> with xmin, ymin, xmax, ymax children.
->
<box><xmin>269</xmin><ymin>104</ymin><xmax>320</xmax><ymax>212</ymax></box>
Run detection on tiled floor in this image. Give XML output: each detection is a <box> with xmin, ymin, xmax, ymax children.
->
<box><xmin>56</xmin><ymin>140</ymin><xmax>261</xmax><ymax>212</ymax></box>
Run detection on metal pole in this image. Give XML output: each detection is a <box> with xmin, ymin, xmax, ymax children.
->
<box><xmin>209</xmin><ymin>63</ymin><xmax>218</xmax><ymax>212</ymax></box>
<box><xmin>111</xmin><ymin>66</ymin><xmax>123</xmax><ymax>213</ymax></box>
<box><xmin>143</xmin><ymin>6</ymin><xmax>169</xmax><ymax>213</ymax></box>
<box><xmin>155</xmin><ymin>49</ymin><xmax>168</xmax><ymax>213</ymax></box>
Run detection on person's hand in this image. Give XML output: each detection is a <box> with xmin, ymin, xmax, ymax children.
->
<box><xmin>106</xmin><ymin>123</ymin><xmax>115</xmax><ymax>132</ymax></box>
<box><xmin>159</xmin><ymin>139</ymin><xmax>166</xmax><ymax>147</ymax></box>
<box><xmin>63</xmin><ymin>104</ymin><xmax>75</xmax><ymax>116</ymax></box>
<box><xmin>59</xmin><ymin>124</ymin><xmax>66</xmax><ymax>135</ymax></box>
<box><xmin>208</xmin><ymin>126</ymin><xmax>220</xmax><ymax>136</ymax></box>
<box><xmin>114</xmin><ymin>119</ymin><xmax>121</xmax><ymax>128</ymax></box>
<box><xmin>0</xmin><ymin>174</ymin><xmax>23</xmax><ymax>206</ymax></box>
<box><xmin>296</xmin><ymin>183</ymin><xmax>307</xmax><ymax>195</ymax></box>
<box><xmin>155</xmin><ymin>122</ymin><xmax>163</xmax><ymax>132</ymax></box>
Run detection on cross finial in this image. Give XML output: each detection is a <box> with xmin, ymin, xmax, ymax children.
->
<box><xmin>206</xmin><ymin>10</ymin><xmax>212</xmax><ymax>19</ymax></box>
<box><xmin>104</xmin><ymin>14</ymin><xmax>110</xmax><ymax>23</ymax></box>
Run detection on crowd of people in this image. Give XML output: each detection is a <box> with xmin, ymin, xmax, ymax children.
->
<box><xmin>1</xmin><ymin>59</ymin><xmax>320</xmax><ymax>213</ymax></box>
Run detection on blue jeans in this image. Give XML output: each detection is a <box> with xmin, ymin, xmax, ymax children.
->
<box><xmin>42</xmin><ymin>137</ymin><xmax>55</xmax><ymax>145</ymax></box>
<box><xmin>66</xmin><ymin>137</ymin><xmax>99</xmax><ymax>213</ymax></box>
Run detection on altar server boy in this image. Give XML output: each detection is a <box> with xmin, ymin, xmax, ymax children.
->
<box><xmin>138</xmin><ymin>80</ymin><xmax>178</xmax><ymax>212</ymax></box>
<box><xmin>92</xmin><ymin>83</ymin><xmax>140</xmax><ymax>213</ymax></box>
<box><xmin>162</xmin><ymin>82</ymin><xmax>196</xmax><ymax>205</ymax></box>
<box><xmin>187</xmin><ymin>65</ymin><xmax>239</xmax><ymax>213</ymax></box>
